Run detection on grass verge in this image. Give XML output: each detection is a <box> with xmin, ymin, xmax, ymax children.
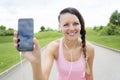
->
<box><xmin>86</xmin><ymin>28</ymin><xmax>120</xmax><ymax>50</ymax></box>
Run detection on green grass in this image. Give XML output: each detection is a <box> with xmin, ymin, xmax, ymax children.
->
<box><xmin>0</xmin><ymin>31</ymin><xmax>62</xmax><ymax>73</ymax></box>
<box><xmin>86</xmin><ymin>28</ymin><xmax>120</xmax><ymax>50</ymax></box>
<box><xmin>0</xmin><ymin>36</ymin><xmax>13</xmax><ymax>43</ymax></box>
<box><xmin>35</xmin><ymin>31</ymin><xmax>62</xmax><ymax>47</ymax></box>
<box><xmin>0</xmin><ymin>43</ymin><xmax>20</xmax><ymax>72</ymax></box>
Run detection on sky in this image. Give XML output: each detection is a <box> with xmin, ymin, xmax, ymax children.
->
<box><xmin>0</xmin><ymin>0</ymin><xmax>120</xmax><ymax>32</ymax></box>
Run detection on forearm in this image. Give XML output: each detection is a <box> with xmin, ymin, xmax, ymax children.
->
<box><xmin>30</xmin><ymin>51</ymin><xmax>45</xmax><ymax>80</ymax></box>
<box><xmin>86</xmin><ymin>74</ymin><xmax>93</xmax><ymax>80</ymax></box>
<box><xmin>31</xmin><ymin>59</ymin><xmax>43</xmax><ymax>80</ymax></box>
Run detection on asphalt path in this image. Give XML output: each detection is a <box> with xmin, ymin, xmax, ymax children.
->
<box><xmin>0</xmin><ymin>44</ymin><xmax>120</xmax><ymax>80</ymax></box>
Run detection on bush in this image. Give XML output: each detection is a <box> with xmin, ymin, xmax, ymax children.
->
<box><xmin>0</xmin><ymin>28</ymin><xmax>14</xmax><ymax>36</ymax></box>
<box><xmin>93</xmin><ymin>26</ymin><xmax>103</xmax><ymax>32</ymax></box>
<box><xmin>98</xmin><ymin>26</ymin><xmax>108</xmax><ymax>35</ymax></box>
<box><xmin>0</xmin><ymin>31</ymin><xmax>5</xmax><ymax>36</ymax></box>
<box><xmin>99</xmin><ymin>23</ymin><xmax>120</xmax><ymax>35</ymax></box>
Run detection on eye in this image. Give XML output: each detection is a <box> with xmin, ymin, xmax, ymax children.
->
<box><xmin>63</xmin><ymin>23</ymin><xmax>69</xmax><ymax>27</ymax></box>
<box><xmin>73</xmin><ymin>22</ymin><xmax>79</xmax><ymax>26</ymax></box>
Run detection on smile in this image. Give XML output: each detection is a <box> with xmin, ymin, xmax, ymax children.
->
<box><xmin>67</xmin><ymin>32</ymin><xmax>77</xmax><ymax>36</ymax></box>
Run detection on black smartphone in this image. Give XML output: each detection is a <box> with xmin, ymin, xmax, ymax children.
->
<box><xmin>18</xmin><ymin>18</ymin><xmax>34</xmax><ymax>51</ymax></box>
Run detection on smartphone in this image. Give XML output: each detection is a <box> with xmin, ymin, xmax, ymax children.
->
<box><xmin>18</xmin><ymin>18</ymin><xmax>34</xmax><ymax>51</ymax></box>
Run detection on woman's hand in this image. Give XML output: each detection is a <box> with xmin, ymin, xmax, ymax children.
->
<box><xmin>13</xmin><ymin>31</ymin><xmax>41</xmax><ymax>64</ymax></box>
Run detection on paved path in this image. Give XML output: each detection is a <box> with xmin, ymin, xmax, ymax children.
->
<box><xmin>0</xmin><ymin>44</ymin><xmax>120</xmax><ymax>80</ymax></box>
<box><xmin>93</xmin><ymin>44</ymin><xmax>120</xmax><ymax>80</ymax></box>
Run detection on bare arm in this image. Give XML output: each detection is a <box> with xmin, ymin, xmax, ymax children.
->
<box><xmin>41</xmin><ymin>41</ymin><xmax>59</xmax><ymax>80</ymax></box>
<box><xmin>31</xmin><ymin>57</ymin><xmax>43</xmax><ymax>80</ymax></box>
<box><xmin>86</xmin><ymin>43</ymin><xmax>95</xmax><ymax>80</ymax></box>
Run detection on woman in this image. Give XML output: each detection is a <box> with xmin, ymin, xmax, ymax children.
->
<box><xmin>13</xmin><ymin>7</ymin><xmax>94</xmax><ymax>80</ymax></box>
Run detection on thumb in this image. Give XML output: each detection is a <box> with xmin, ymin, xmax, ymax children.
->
<box><xmin>33</xmin><ymin>38</ymin><xmax>40</xmax><ymax>50</ymax></box>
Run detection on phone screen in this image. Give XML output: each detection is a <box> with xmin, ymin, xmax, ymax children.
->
<box><xmin>18</xmin><ymin>18</ymin><xmax>34</xmax><ymax>51</ymax></box>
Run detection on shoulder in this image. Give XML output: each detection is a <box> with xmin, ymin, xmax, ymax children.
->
<box><xmin>86</xmin><ymin>41</ymin><xmax>95</xmax><ymax>59</ymax></box>
<box><xmin>86</xmin><ymin>41</ymin><xmax>94</xmax><ymax>52</ymax></box>
<box><xmin>47</xmin><ymin>39</ymin><xmax>60</xmax><ymax>51</ymax></box>
<box><xmin>44</xmin><ymin>39</ymin><xmax>60</xmax><ymax>58</ymax></box>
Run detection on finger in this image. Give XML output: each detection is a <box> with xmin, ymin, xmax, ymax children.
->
<box><xmin>33</xmin><ymin>38</ymin><xmax>40</xmax><ymax>50</ymax></box>
<box><xmin>13</xmin><ymin>37</ymin><xmax>18</xmax><ymax>43</ymax></box>
<box><xmin>14</xmin><ymin>43</ymin><xmax>18</xmax><ymax>50</ymax></box>
<box><xmin>13</xmin><ymin>31</ymin><xmax>18</xmax><ymax>43</ymax></box>
<box><xmin>14</xmin><ymin>31</ymin><xmax>18</xmax><ymax>38</ymax></box>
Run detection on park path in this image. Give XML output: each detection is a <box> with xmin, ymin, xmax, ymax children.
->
<box><xmin>0</xmin><ymin>44</ymin><xmax>120</xmax><ymax>80</ymax></box>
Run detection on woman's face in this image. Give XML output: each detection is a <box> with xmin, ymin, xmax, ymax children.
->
<box><xmin>59</xmin><ymin>13</ymin><xmax>81</xmax><ymax>41</ymax></box>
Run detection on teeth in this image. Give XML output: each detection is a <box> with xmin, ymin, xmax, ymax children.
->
<box><xmin>68</xmin><ymin>32</ymin><xmax>76</xmax><ymax>36</ymax></box>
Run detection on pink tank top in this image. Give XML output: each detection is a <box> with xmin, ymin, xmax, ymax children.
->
<box><xmin>55</xmin><ymin>39</ymin><xmax>86</xmax><ymax>80</ymax></box>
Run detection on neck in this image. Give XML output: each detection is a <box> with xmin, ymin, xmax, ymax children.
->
<box><xmin>63</xmin><ymin>38</ymin><xmax>80</xmax><ymax>49</ymax></box>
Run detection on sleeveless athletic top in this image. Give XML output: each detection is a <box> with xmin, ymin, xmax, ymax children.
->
<box><xmin>55</xmin><ymin>39</ymin><xmax>86</xmax><ymax>80</ymax></box>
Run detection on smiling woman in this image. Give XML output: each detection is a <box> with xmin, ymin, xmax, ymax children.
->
<box><xmin>13</xmin><ymin>7</ymin><xmax>94</xmax><ymax>80</ymax></box>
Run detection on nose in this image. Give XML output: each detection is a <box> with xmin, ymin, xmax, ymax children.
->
<box><xmin>69</xmin><ymin>24</ymin><xmax>74</xmax><ymax>30</ymax></box>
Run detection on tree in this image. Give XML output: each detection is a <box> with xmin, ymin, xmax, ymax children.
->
<box><xmin>0</xmin><ymin>25</ymin><xmax>14</xmax><ymax>36</ymax></box>
<box><xmin>5</xmin><ymin>28</ymin><xmax>14</xmax><ymax>36</ymax></box>
<box><xmin>0</xmin><ymin>25</ymin><xmax>6</xmax><ymax>31</ymax></box>
<box><xmin>109</xmin><ymin>10</ymin><xmax>120</xmax><ymax>26</ymax></box>
<box><xmin>40</xmin><ymin>26</ymin><xmax>45</xmax><ymax>31</ymax></box>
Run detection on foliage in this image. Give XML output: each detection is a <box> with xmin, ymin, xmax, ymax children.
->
<box><xmin>0</xmin><ymin>25</ymin><xmax>6</xmax><ymax>31</ymax></box>
<box><xmin>109</xmin><ymin>10</ymin><xmax>120</xmax><ymax>25</ymax></box>
<box><xmin>99</xmin><ymin>23</ymin><xmax>120</xmax><ymax>35</ymax></box>
<box><xmin>5</xmin><ymin>28</ymin><xmax>14</xmax><ymax>36</ymax></box>
<box><xmin>40</xmin><ymin>26</ymin><xmax>45</xmax><ymax>32</ymax></box>
<box><xmin>0</xmin><ymin>25</ymin><xmax>14</xmax><ymax>36</ymax></box>
<box><xmin>93</xmin><ymin>10</ymin><xmax>120</xmax><ymax>36</ymax></box>
<box><xmin>93</xmin><ymin>26</ymin><xmax>103</xmax><ymax>32</ymax></box>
